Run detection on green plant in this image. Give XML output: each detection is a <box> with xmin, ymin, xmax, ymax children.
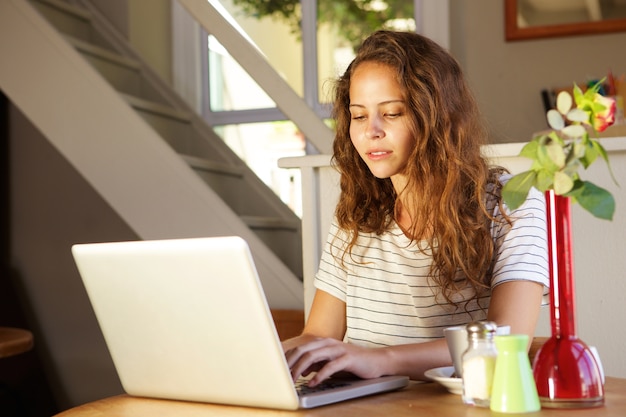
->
<box><xmin>502</xmin><ymin>80</ymin><xmax>617</xmax><ymax>220</ymax></box>
<box><xmin>230</xmin><ymin>0</ymin><xmax>414</xmax><ymax>49</ymax></box>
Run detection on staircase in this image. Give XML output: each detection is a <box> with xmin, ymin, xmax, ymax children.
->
<box><xmin>0</xmin><ymin>0</ymin><xmax>306</xmax><ymax>308</ymax></box>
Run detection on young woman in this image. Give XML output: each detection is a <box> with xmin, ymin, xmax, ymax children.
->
<box><xmin>284</xmin><ymin>31</ymin><xmax>548</xmax><ymax>386</ymax></box>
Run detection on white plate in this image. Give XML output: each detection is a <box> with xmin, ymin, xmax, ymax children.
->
<box><xmin>424</xmin><ymin>366</ymin><xmax>463</xmax><ymax>395</ymax></box>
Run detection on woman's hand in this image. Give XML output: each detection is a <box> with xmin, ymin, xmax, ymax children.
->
<box><xmin>284</xmin><ymin>336</ymin><xmax>389</xmax><ymax>387</ymax></box>
<box><xmin>280</xmin><ymin>290</ymin><xmax>453</xmax><ymax>384</ymax></box>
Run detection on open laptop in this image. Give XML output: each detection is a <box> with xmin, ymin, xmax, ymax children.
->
<box><xmin>72</xmin><ymin>236</ymin><xmax>409</xmax><ymax>409</ymax></box>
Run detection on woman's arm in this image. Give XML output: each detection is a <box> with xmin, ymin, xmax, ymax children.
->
<box><xmin>487</xmin><ymin>280</ymin><xmax>545</xmax><ymax>349</ymax></box>
<box><xmin>282</xmin><ymin>290</ymin><xmax>453</xmax><ymax>385</ymax></box>
<box><xmin>285</xmin><ymin>332</ymin><xmax>452</xmax><ymax>385</ymax></box>
<box><xmin>281</xmin><ymin>290</ymin><xmax>346</xmax><ymax>352</ymax></box>
<box><xmin>284</xmin><ymin>281</ymin><xmax>544</xmax><ymax>386</ymax></box>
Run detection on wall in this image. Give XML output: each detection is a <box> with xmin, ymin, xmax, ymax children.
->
<box><xmin>128</xmin><ymin>0</ymin><xmax>172</xmax><ymax>83</ymax></box>
<box><xmin>9</xmin><ymin>105</ymin><xmax>134</xmax><ymax>409</ymax></box>
<box><xmin>450</xmin><ymin>1</ymin><xmax>626</xmax><ymax>144</ymax></box>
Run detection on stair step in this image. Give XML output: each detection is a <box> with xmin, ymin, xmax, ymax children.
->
<box><xmin>65</xmin><ymin>35</ymin><xmax>166</xmax><ymax>103</ymax></box>
<box><xmin>241</xmin><ymin>216</ymin><xmax>300</xmax><ymax>231</ymax></box>
<box><xmin>181</xmin><ymin>154</ymin><xmax>244</xmax><ymax>177</ymax></box>
<box><xmin>31</xmin><ymin>0</ymin><xmax>112</xmax><ymax>50</ymax></box>
<box><xmin>121</xmin><ymin>93</ymin><xmax>197</xmax><ymax>153</ymax></box>
<box><xmin>242</xmin><ymin>216</ymin><xmax>302</xmax><ymax>280</ymax></box>
<box><xmin>34</xmin><ymin>0</ymin><xmax>90</xmax><ymax>21</ymax></box>
<box><xmin>121</xmin><ymin>93</ymin><xmax>190</xmax><ymax>122</ymax></box>
<box><xmin>181</xmin><ymin>154</ymin><xmax>250</xmax><ymax>213</ymax></box>
<box><xmin>184</xmin><ymin>154</ymin><xmax>301</xmax><ymax>223</ymax></box>
<box><xmin>67</xmin><ymin>34</ymin><xmax>139</xmax><ymax>70</ymax></box>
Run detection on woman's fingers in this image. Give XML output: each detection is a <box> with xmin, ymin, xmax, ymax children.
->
<box><xmin>285</xmin><ymin>338</ymin><xmax>346</xmax><ymax>382</ymax></box>
<box><xmin>285</xmin><ymin>338</ymin><xmax>386</xmax><ymax>387</ymax></box>
<box><xmin>307</xmin><ymin>353</ymin><xmax>354</xmax><ymax>386</ymax></box>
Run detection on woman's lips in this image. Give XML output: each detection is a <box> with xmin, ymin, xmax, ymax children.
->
<box><xmin>367</xmin><ymin>150</ymin><xmax>391</xmax><ymax>160</ymax></box>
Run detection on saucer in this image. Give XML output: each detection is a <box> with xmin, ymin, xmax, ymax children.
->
<box><xmin>424</xmin><ymin>366</ymin><xmax>463</xmax><ymax>395</ymax></box>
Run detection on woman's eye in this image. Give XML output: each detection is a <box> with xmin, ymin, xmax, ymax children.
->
<box><xmin>351</xmin><ymin>115</ymin><xmax>366</xmax><ymax>120</ymax></box>
<box><xmin>385</xmin><ymin>113</ymin><xmax>401</xmax><ymax>118</ymax></box>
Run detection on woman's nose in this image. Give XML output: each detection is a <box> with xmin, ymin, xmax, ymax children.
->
<box><xmin>365</xmin><ymin>116</ymin><xmax>384</xmax><ymax>139</ymax></box>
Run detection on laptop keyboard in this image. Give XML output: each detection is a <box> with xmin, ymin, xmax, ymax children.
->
<box><xmin>295</xmin><ymin>378</ymin><xmax>352</xmax><ymax>396</ymax></box>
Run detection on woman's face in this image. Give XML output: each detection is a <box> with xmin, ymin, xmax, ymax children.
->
<box><xmin>348</xmin><ymin>61</ymin><xmax>415</xmax><ymax>190</ymax></box>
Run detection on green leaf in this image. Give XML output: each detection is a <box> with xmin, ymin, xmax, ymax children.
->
<box><xmin>573</xmin><ymin>84</ymin><xmax>584</xmax><ymax>103</ymax></box>
<box><xmin>591</xmin><ymin>100</ymin><xmax>607</xmax><ymax>114</ymax></box>
<box><xmin>556</xmin><ymin>91</ymin><xmax>572</xmax><ymax>115</ymax></box>
<box><xmin>547</xmin><ymin>131</ymin><xmax>564</xmax><ymax>145</ymax></box>
<box><xmin>567</xmin><ymin>181</ymin><xmax>615</xmax><ymax>220</ymax></box>
<box><xmin>586</xmin><ymin>78</ymin><xmax>605</xmax><ymax>96</ymax></box>
<box><xmin>562</xmin><ymin>124</ymin><xmax>587</xmax><ymax>138</ymax></box>
<box><xmin>566</xmin><ymin>108</ymin><xmax>588</xmax><ymax>123</ymax></box>
<box><xmin>553</xmin><ymin>171</ymin><xmax>574</xmax><ymax>195</ymax></box>
<box><xmin>502</xmin><ymin>171</ymin><xmax>537</xmax><ymax>210</ymax></box>
<box><xmin>547</xmin><ymin>109</ymin><xmax>564</xmax><ymax>130</ymax></box>
<box><xmin>536</xmin><ymin>169</ymin><xmax>553</xmax><ymax>191</ymax></box>
<box><xmin>519</xmin><ymin>139</ymin><xmax>539</xmax><ymax>159</ymax></box>
<box><xmin>562</xmin><ymin>160</ymin><xmax>581</xmax><ymax>179</ymax></box>
<box><xmin>579</xmin><ymin>139</ymin><xmax>599</xmax><ymax>168</ymax></box>
<box><xmin>538</xmin><ymin>141</ymin><xmax>565</xmax><ymax>170</ymax></box>
<box><xmin>566</xmin><ymin>141</ymin><xmax>586</xmax><ymax>165</ymax></box>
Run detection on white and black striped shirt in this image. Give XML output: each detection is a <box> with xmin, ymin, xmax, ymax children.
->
<box><xmin>315</xmin><ymin>184</ymin><xmax>549</xmax><ymax>347</ymax></box>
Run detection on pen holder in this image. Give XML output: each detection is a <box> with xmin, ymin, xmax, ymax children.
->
<box><xmin>490</xmin><ymin>335</ymin><xmax>540</xmax><ymax>413</ymax></box>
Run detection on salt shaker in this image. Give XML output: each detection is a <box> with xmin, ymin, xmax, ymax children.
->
<box><xmin>462</xmin><ymin>321</ymin><xmax>497</xmax><ymax>407</ymax></box>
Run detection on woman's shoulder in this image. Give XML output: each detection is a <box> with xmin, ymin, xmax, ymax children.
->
<box><xmin>487</xmin><ymin>172</ymin><xmax>545</xmax><ymax>213</ymax></box>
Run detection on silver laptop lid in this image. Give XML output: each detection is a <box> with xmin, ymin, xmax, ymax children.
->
<box><xmin>72</xmin><ymin>236</ymin><xmax>300</xmax><ymax>409</ymax></box>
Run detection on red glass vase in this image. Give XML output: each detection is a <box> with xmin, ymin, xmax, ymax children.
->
<box><xmin>532</xmin><ymin>190</ymin><xmax>604</xmax><ymax>408</ymax></box>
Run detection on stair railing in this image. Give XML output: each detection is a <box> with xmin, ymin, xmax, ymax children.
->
<box><xmin>176</xmin><ymin>0</ymin><xmax>334</xmax><ymax>155</ymax></box>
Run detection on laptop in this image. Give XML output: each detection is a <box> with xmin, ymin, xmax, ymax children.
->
<box><xmin>71</xmin><ymin>236</ymin><xmax>409</xmax><ymax>409</ymax></box>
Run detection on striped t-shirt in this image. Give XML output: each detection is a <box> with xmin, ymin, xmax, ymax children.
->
<box><xmin>315</xmin><ymin>184</ymin><xmax>549</xmax><ymax>348</ymax></box>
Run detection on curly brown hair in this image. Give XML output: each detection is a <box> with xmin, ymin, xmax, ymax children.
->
<box><xmin>331</xmin><ymin>30</ymin><xmax>505</xmax><ymax>306</ymax></box>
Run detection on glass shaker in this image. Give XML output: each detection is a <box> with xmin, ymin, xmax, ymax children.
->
<box><xmin>462</xmin><ymin>321</ymin><xmax>497</xmax><ymax>407</ymax></box>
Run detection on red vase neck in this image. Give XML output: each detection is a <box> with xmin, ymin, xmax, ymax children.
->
<box><xmin>545</xmin><ymin>190</ymin><xmax>577</xmax><ymax>338</ymax></box>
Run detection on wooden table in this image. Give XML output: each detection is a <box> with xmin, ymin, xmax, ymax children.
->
<box><xmin>55</xmin><ymin>377</ymin><xmax>626</xmax><ymax>416</ymax></box>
